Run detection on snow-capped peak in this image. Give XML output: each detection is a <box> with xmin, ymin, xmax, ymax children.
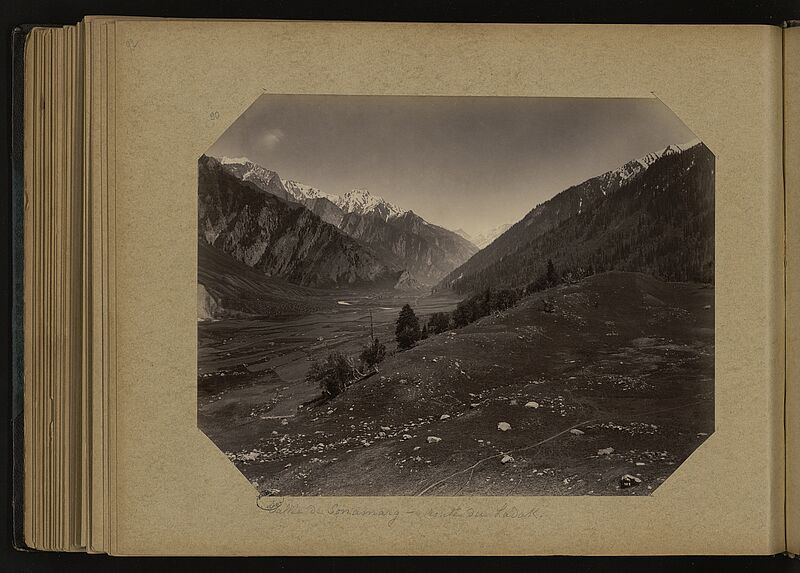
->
<box><xmin>635</xmin><ymin>139</ymin><xmax>701</xmax><ymax>169</ymax></box>
<box><xmin>334</xmin><ymin>188</ymin><xmax>405</xmax><ymax>220</ymax></box>
<box><xmin>220</xmin><ymin>156</ymin><xmax>253</xmax><ymax>165</ymax></box>
<box><xmin>282</xmin><ymin>179</ymin><xmax>337</xmax><ymax>202</ymax></box>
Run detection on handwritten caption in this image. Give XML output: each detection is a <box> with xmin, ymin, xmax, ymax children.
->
<box><xmin>256</xmin><ymin>497</ymin><xmax>541</xmax><ymax>528</ymax></box>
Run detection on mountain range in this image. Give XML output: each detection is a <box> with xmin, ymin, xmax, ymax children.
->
<box><xmin>198</xmin><ymin>139</ymin><xmax>713</xmax><ymax>318</ymax></box>
<box><xmin>207</xmin><ymin>157</ymin><xmax>477</xmax><ymax>286</ymax></box>
<box><xmin>436</xmin><ymin>139</ymin><xmax>714</xmax><ymax>294</ymax></box>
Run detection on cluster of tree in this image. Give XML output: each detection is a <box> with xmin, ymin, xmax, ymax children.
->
<box><xmin>306</xmin><ymin>336</ymin><xmax>388</xmax><ymax>399</ymax></box>
<box><xmin>447</xmin><ymin>144</ymin><xmax>715</xmax><ymax>295</ymax></box>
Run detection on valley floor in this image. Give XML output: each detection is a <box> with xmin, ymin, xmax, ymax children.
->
<box><xmin>197</xmin><ymin>271</ymin><xmax>714</xmax><ymax>496</ymax></box>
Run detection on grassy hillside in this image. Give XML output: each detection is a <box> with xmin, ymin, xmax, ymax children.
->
<box><xmin>200</xmin><ymin>271</ymin><xmax>714</xmax><ymax>496</ymax></box>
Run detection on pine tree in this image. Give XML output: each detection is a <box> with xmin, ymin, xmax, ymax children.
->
<box><xmin>546</xmin><ymin>258</ymin><xmax>557</xmax><ymax>286</ymax></box>
<box><xmin>395</xmin><ymin>304</ymin><xmax>421</xmax><ymax>350</ymax></box>
<box><xmin>359</xmin><ymin>338</ymin><xmax>386</xmax><ymax>370</ymax></box>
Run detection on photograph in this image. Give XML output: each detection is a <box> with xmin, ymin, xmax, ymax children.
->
<box><xmin>196</xmin><ymin>95</ymin><xmax>715</xmax><ymax>497</ymax></box>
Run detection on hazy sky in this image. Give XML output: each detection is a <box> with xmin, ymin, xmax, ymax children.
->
<box><xmin>207</xmin><ymin>95</ymin><xmax>696</xmax><ymax>237</ymax></box>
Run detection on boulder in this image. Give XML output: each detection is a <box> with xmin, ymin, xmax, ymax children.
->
<box><xmin>597</xmin><ymin>447</ymin><xmax>614</xmax><ymax>455</ymax></box>
<box><xmin>620</xmin><ymin>474</ymin><xmax>642</xmax><ymax>488</ymax></box>
<box><xmin>500</xmin><ymin>455</ymin><xmax>514</xmax><ymax>464</ymax></box>
<box><xmin>440</xmin><ymin>414</ymin><xmax>451</xmax><ymax>420</ymax></box>
<box><xmin>497</xmin><ymin>422</ymin><xmax>512</xmax><ymax>432</ymax></box>
<box><xmin>427</xmin><ymin>436</ymin><xmax>442</xmax><ymax>444</ymax></box>
<box><xmin>569</xmin><ymin>428</ymin><xmax>585</xmax><ymax>436</ymax></box>
<box><xmin>525</xmin><ymin>401</ymin><xmax>540</xmax><ymax>409</ymax></box>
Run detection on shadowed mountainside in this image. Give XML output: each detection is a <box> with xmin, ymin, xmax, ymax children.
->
<box><xmin>438</xmin><ymin>143</ymin><xmax>714</xmax><ymax>294</ymax></box>
<box><xmin>198</xmin><ymin>155</ymin><xmax>402</xmax><ymax>288</ymax></box>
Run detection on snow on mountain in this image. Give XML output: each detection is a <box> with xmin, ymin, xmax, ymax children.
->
<box><xmin>472</xmin><ymin>223</ymin><xmax>512</xmax><ymax>249</ymax></box>
<box><xmin>635</xmin><ymin>139</ymin><xmax>701</xmax><ymax>170</ymax></box>
<box><xmin>218</xmin><ymin>157</ymin><xmax>287</xmax><ymax>199</ymax></box>
<box><xmin>282</xmin><ymin>179</ymin><xmax>337</xmax><ymax>202</ymax></box>
<box><xmin>333</xmin><ymin>188</ymin><xmax>406</xmax><ymax>221</ymax></box>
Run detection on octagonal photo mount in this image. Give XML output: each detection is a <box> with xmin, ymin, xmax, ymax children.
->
<box><xmin>196</xmin><ymin>95</ymin><xmax>715</xmax><ymax>497</ymax></box>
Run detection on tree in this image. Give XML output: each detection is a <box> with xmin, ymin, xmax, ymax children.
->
<box><xmin>420</xmin><ymin>324</ymin><xmax>429</xmax><ymax>340</ymax></box>
<box><xmin>428</xmin><ymin>312</ymin><xmax>450</xmax><ymax>334</ymax></box>
<box><xmin>359</xmin><ymin>338</ymin><xmax>386</xmax><ymax>370</ymax></box>
<box><xmin>306</xmin><ymin>352</ymin><xmax>357</xmax><ymax>398</ymax></box>
<box><xmin>395</xmin><ymin>304</ymin><xmax>421</xmax><ymax>350</ymax></box>
<box><xmin>546</xmin><ymin>258</ymin><xmax>558</xmax><ymax>286</ymax></box>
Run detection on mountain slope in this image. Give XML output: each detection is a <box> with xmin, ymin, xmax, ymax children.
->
<box><xmin>338</xmin><ymin>210</ymin><xmax>478</xmax><ymax>285</ymax></box>
<box><xmin>215</xmin><ymin>157</ymin><xmax>476</xmax><ymax>285</ymax></box>
<box><xmin>197</xmin><ymin>240</ymin><xmax>328</xmax><ymax>319</ymax></box>
<box><xmin>198</xmin><ymin>155</ymin><xmax>401</xmax><ymax>288</ymax></box>
<box><xmin>438</xmin><ymin>142</ymin><xmax>714</xmax><ymax>294</ymax></box>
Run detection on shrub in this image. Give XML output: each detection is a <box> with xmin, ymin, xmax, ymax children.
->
<box><xmin>306</xmin><ymin>352</ymin><xmax>357</xmax><ymax>398</ymax></box>
<box><xmin>428</xmin><ymin>312</ymin><xmax>451</xmax><ymax>334</ymax></box>
<box><xmin>359</xmin><ymin>338</ymin><xmax>386</xmax><ymax>370</ymax></box>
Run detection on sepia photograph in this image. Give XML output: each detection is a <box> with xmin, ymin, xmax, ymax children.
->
<box><xmin>196</xmin><ymin>95</ymin><xmax>715</xmax><ymax>497</ymax></box>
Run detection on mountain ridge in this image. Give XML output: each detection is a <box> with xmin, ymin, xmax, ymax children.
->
<box><xmin>436</xmin><ymin>141</ymin><xmax>713</xmax><ymax>294</ymax></box>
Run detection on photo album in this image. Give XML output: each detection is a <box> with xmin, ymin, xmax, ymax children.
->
<box><xmin>11</xmin><ymin>18</ymin><xmax>800</xmax><ymax>555</ymax></box>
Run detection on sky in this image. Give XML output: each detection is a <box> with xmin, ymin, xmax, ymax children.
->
<box><xmin>206</xmin><ymin>95</ymin><xmax>697</xmax><ymax>238</ymax></box>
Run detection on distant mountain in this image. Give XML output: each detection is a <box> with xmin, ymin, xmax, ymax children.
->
<box><xmin>472</xmin><ymin>223</ymin><xmax>513</xmax><ymax>249</ymax></box>
<box><xmin>454</xmin><ymin>228</ymin><xmax>472</xmax><ymax>241</ymax></box>
<box><xmin>339</xmin><ymin>210</ymin><xmax>478</xmax><ymax>285</ymax></box>
<box><xmin>211</xmin><ymin>156</ymin><xmax>476</xmax><ymax>285</ymax></box>
<box><xmin>437</xmin><ymin>141</ymin><xmax>714</xmax><ymax>294</ymax></box>
<box><xmin>198</xmin><ymin>155</ymin><xmax>401</xmax><ymax>288</ymax></box>
<box><xmin>219</xmin><ymin>157</ymin><xmax>293</xmax><ymax>203</ymax></box>
<box><xmin>333</xmin><ymin>188</ymin><xmax>405</xmax><ymax>220</ymax></box>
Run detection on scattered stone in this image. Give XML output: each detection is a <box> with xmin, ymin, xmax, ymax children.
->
<box><xmin>402</xmin><ymin>434</ymin><xmax>412</xmax><ymax>440</ymax></box>
<box><xmin>525</xmin><ymin>401</ymin><xmax>540</xmax><ymax>409</ymax></box>
<box><xmin>427</xmin><ymin>436</ymin><xmax>442</xmax><ymax>444</ymax></box>
<box><xmin>271</xmin><ymin>430</ymin><xmax>278</xmax><ymax>435</ymax></box>
<box><xmin>703</xmin><ymin>304</ymin><xmax>712</xmax><ymax>310</ymax></box>
<box><xmin>620</xmin><ymin>474</ymin><xmax>642</xmax><ymax>488</ymax></box>
<box><xmin>280</xmin><ymin>418</ymin><xmax>289</xmax><ymax>426</ymax></box>
<box><xmin>510</xmin><ymin>399</ymin><xmax>518</xmax><ymax>406</ymax></box>
<box><xmin>413</xmin><ymin>446</ymin><xmax>421</xmax><ymax>451</ymax></box>
<box><xmin>569</xmin><ymin>428</ymin><xmax>585</xmax><ymax>435</ymax></box>
<box><xmin>470</xmin><ymin>403</ymin><xmax>480</xmax><ymax>408</ymax></box>
<box><xmin>635</xmin><ymin>462</ymin><xmax>646</xmax><ymax>466</ymax></box>
<box><xmin>497</xmin><ymin>422</ymin><xmax>512</xmax><ymax>432</ymax></box>
<box><xmin>501</xmin><ymin>455</ymin><xmax>514</xmax><ymax>464</ymax></box>
<box><xmin>440</xmin><ymin>414</ymin><xmax>450</xmax><ymax>420</ymax></box>
<box><xmin>597</xmin><ymin>447</ymin><xmax>614</xmax><ymax>455</ymax></box>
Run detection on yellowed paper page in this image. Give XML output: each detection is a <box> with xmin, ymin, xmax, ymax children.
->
<box><xmin>108</xmin><ymin>21</ymin><xmax>784</xmax><ymax>555</ymax></box>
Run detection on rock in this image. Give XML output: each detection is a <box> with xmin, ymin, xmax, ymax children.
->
<box><xmin>413</xmin><ymin>446</ymin><xmax>421</xmax><ymax>451</ymax></box>
<box><xmin>597</xmin><ymin>447</ymin><xmax>614</xmax><ymax>455</ymax></box>
<box><xmin>427</xmin><ymin>436</ymin><xmax>442</xmax><ymax>444</ymax></box>
<box><xmin>402</xmin><ymin>434</ymin><xmax>412</xmax><ymax>440</ymax></box>
<box><xmin>470</xmin><ymin>403</ymin><xmax>480</xmax><ymax>408</ymax></box>
<box><xmin>525</xmin><ymin>401</ymin><xmax>540</xmax><ymax>409</ymax></box>
<box><xmin>440</xmin><ymin>414</ymin><xmax>451</xmax><ymax>420</ymax></box>
<box><xmin>703</xmin><ymin>304</ymin><xmax>712</xmax><ymax>310</ymax></box>
<box><xmin>509</xmin><ymin>399</ymin><xmax>518</xmax><ymax>406</ymax></box>
<box><xmin>635</xmin><ymin>462</ymin><xmax>646</xmax><ymax>466</ymax></box>
<box><xmin>620</xmin><ymin>474</ymin><xmax>642</xmax><ymax>488</ymax></box>
<box><xmin>380</xmin><ymin>426</ymin><xmax>391</xmax><ymax>431</ymax></box>
<box><xmin>569</xmin><ymin>428</ymin><xmax>584</xmax><ymax>435</ymax></box>
<box><xmin>500</xmin><ymin>455</ymin><xmax>514</xmax><ymax>464</ymax></box>
<box><xmin>497</xmin><ymin>422</ymin><xmax>512</xmax><ymax>432</ymax></box>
